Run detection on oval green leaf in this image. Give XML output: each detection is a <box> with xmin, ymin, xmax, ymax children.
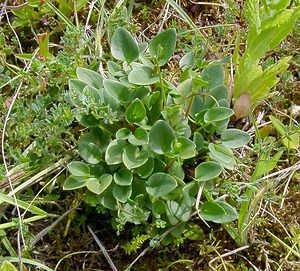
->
<box><xmin>221</xmin><ymin>129</ymin><xmax>251</xmax><ymax>148</ymax></box>
<box><xmin>76</xmin><ymin>67</ymin><xmax>103</xmax><ymax>89</ymax></box>
<box><xmin>128</xmin><ymin>66</ymin><xmax>159</xmax><ymax>85</ymax></box>
<box><xmin>204</xmin><ymin>107</ymin><xmax>234</xmax><ymax>123</ymax></box>
<box><xmin>195</xmin><ymin>161</ymin><xmax>223</xmax><ymax>182</ymax></box>
<box><xmin>68</xmin><ymin>161</ymin><xmax>90</xmax><ymax>177</ymax></box>
<box><xmin>149</xmin><ymin>29</ymin><xmax>176</xmax><ymax>66</ymax></box>
<box><xmin>78</xmin><ymin>141</ymin><xmax>102</xmax><ymax>165</ymax></box>
<box><xmin>103</xmin><ymin>79</ymin><xmax>130</xmax><ymax>103</ymax></box>
<box><xmin>125</xmin><ymin>98</ymin><xmax>146</xmax><ymax>123</ymax></box>
<box><xmin>63</xmin><ymin>175</ymin><xmax>86</xmax><ymax>190</ymax></box>
<box><xmin>111</xmin><ymin>27</ymin><xmax>139</xmax><ymax>63</ymax></box>
<box><xmin>113</xmin><ymin>168</ymin><xmax>133</xmax><ymax>186</ymax></box>
<box><xmin>113</xmin><ymin>184</ymin><xmax>132</xmax><ymax>203</ymax></box>
<box><xmin>149</xmin><ymin>120</ymin><xmax>175</xmax><ymax>154</ymax></box>
<box><xmin>146</xmin><ymin>173</ymin><xmax>177</xmax><ymax>197</ymax></box>
<box><xmin>171</xmin><ymin>137</ymin><xmax>196</xmax><ymax>159</ymax></box>
<box><xmin>105</xmin><ymin>140</ymin><xmax>126</xmax><ymax>165</ymax></box>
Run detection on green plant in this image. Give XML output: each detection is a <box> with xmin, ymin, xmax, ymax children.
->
<box><xmin>232</xmin><ymin>0</ymin><xmax>300</xmax><ymax>120</ymax></box>
<box><xmin>63</xmin><ymin>26</ymin><xmax>251</xmax><ymax>243</ymax></box>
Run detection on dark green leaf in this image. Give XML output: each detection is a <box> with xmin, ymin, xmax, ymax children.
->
<box><xmin>113</xmin><ymin>184</ymin><xmax>132</xmax><ymax>203</ymax></box>
<box><xmin>114</xmin><ymin>168</ymin><xmax>133</xmax><ymax>186</ymax></box>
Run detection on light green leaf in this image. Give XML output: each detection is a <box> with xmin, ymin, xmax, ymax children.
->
<box><xmin>67</xmin><ymin>161</ymin><xmax>90</xmax><ymax>176</ymax></box>
<box><xmin>111</xmin><ymin>27</ymin><xmax>139</xmax><ymax>63</ymax></box>
<box><xmin>122</xmin><ymin>145</ymin><xmax>149</xmax><ymax>170</ymax></box>
<box><xmin>149</xmin><ymin>120</ymin><xmax>176</xmax><ymax>154</ymax></box>
<box><xmin>78</xmin><ymin>140</ymin><xmax>102</xmax><ymax>165</ymax></box>
<box><xmin>103</xmin><ymin>79</ymin><xmax>130</xmax><ymax>103</ymax></box>
<box><xmin>171</xmin><ymin>137</ymin><xmax>196</xmax><ymax>159</ymax></box>
<box><xmin>146</xmin><ymin>173</ymin><xmax>177</xmax><ymax>197</ymax></box>
<box><xmin>0</xmin><ymin>261</ymin><xmax>18</xmax><ymax>271</ymax></box>
<box><xmin>116</xmin><ymin>128</ymin><xmax>132</xmax><ymax>140</ymax></box>
<box><xmin>63</xmin><ymin>175</ymin><xmax>86</xmax><ymax>190</ymax></box>
<box><xmin>105</xmin><ymin>140</ymin><xmax>127</xmax><ymax>165</ymax></box>
<box><xmin>86</xmin><ymin>174</ymin><xmax>112</xmax><ymax>195</ymax></box>
<box><xmin>128</xmin><ymin>127</ymin><xmax>149</xmax><ymax>146</ymax></box>
<box><xmin>113</xmin><ymin>184</ymin><xmax>132</xmax><ymax>203</ymax></box>
<box><xmin>76</xmin><ymin>67</ymin><xmax>103</xmax><ymax>89</ymax></box>
<box><xmin>149</xmin><ymin>29</ymin><xmax>176</xmax><ymax>66</ymax></box>
<box><xmin>113</xmin><ymin>168</ymin><xmax>133</xmax><ymax>186</ymax></box>
<box><xmin>209</xmin><ymin>143</ymin><xmax>236</xmax><ymax>169</ymax></box>
<box><xmin>221</xmin><ymin>129</ymin><xmax>251</xmax><ymax>148</ymax></box>
<box><xmin>204</xmin><ymin>107</ymin><xmax>234</xmax><ymax>123</ymax></box>
<box><xmin>201</xmin><ymin>201</ymin><xmax>237</xmax><ymax>223</ymax></box>
<box><xmin>128</xmin><ymin>66</ymin><xmax>159</xmax><ymax>85</ymax></box>
<box><xmin>125</xmin><ymin>98</ymin><xmax>146</xmax><ymax>123</ymax></box>
<box><xmin>195</xmin><ymin>161</ymin><xmax>223</xmax><ymax>182</ymax></box>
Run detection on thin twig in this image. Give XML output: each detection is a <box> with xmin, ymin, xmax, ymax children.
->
<box><xmin>88</xmin><ymin>226</ymin><xmax>118</xmax><ymax>271</ymax></box>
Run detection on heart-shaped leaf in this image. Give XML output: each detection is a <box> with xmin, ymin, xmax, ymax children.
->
<box><xmin>146</xmin><ymin>173</ymin><xmax>177</xmax><ymax>197</ymax></box>
<box><xmin>68</xmin><ymin>161</ymin><xmax>90</xmax><ymax>177</ymax></box>
<box><xmin>128</xmin><ymin>66</ymin><xmax>159</xmax><ymax>85</ymax></box>
<box><xmin>221</xmin><ymin>129</ymin><xmax>251</xmax><ymax>148</ymax></box>
<box><xmin>113</xmin><ymin>168</ymin><xmax>133</xmax><ymax>186</ymax></box>
<box><xmin>105</xmin><ymin>139</ymin><xmax>127</xmax><ymax>165</ymax></box>
<box><xmin>122</xmin><ymin>145</ymin><xmax>149</xmax><ymax>169</ymax></box>
<box><xmin>86</xmin><ymin>178</ymin><xmax>102</xmax><ymax>194</ymax></box>
<box><xmin>125</xmin><ymin>98</ymin><xmax>146</xmax><ymax>123</ymax></box>
<box><xmin>113</xmin><ymin>184</ymin><xmax>132</xmax><ymax>203</ymax></box>
<box><xmin>149</xmin><ymin>120</ymin><xmax>175</xmax><ymax>154</ymax></box>
<box><xmin>195</xmin><ymin>161</ymin><xmax>223</xmax><ymax>182</ymax></box>
<box><xmin>149</xmin><ymin>29</ymin><xmax>176</xmax><ymax>66</ymax></box>
<box><xmin>116</xmin><ymin>128</ymin><xmax>132</xmax><ymax>140</ymax></box>
<box><xmin>111</xmin><ymin>27</ymin><xmax>139</xmax><ymax>63</ymax></box>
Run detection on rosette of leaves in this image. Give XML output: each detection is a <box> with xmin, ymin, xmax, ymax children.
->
<box><xmin>64</xmin><ymin>27</ymin><xmax>250</xmax><ymax>241</ymax></box>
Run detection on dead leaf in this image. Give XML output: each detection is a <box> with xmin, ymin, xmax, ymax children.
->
<box><xmin>232</xmin><ymin>93</ymin><xmax>251</xmax><ymax>121</ymax></box>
